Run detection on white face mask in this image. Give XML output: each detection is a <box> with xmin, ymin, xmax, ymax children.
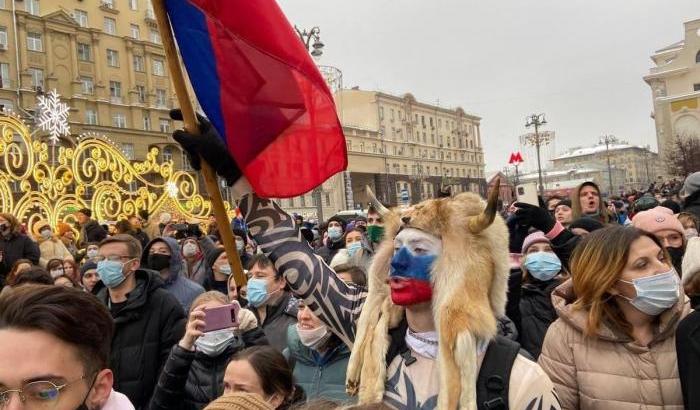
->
<box><xmin>182</xmin><ymin>242</ymin><xmax>198</xmax><ymax>257</ymax></box>
<box><xmin>87</xmin><ymin>249</ymin><xmax>99</xmax><ymax>259</ymax></box>
<box><xmin>194</xmin><ymin>329</ymin><xmax>235</xmax><ymax>357</ymax></box>
<box><xmin>40</xmin><ymin>229</ymin><xmax>52</xmax><ymax>240</ymax></box>
<box><xmin>618</xmin><ymin>268</ymin><xmax>680</xmax><ymax>316</ymax></box>
<box><xmin>296</xmin><ymin>323</ymin><xmax>331</xmax><ymax>350</ymax></box>
<box><xmin>685</xmin><ymin>228</ymin><xmax>698</xmax><ymax>240</ymax></box>
<box><xmin>50</xmin><ymin>269</ymin><xmax>64</xmax><ymax>279</ymax></box>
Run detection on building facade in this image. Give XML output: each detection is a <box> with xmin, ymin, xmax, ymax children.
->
<box><xmin>644</xmin><ymin>18</ymin><xmax>700</xmax><ymax>173</ymax></box>
<box><xmin>518</xmin><ymin>166</ymin><xmax>627</xmax><ymax>198</ymax></box>
<box><xmin>551</xmin><ymin>143</ymin><xmax>660</xmax><ymax>192</ymax></box>
<box><xmin>0</xmin><ymin>1</ymin><xmax>230</xmax><ymax>202</ymax></box>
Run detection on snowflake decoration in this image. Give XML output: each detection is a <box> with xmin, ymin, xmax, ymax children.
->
<box><xmin>36</xmin><ymin>89</ymin><xmax>71</xmax><ymax>144</ymax></box>
<box><xmin>166</xmin><ymin>181</ymin><xmax>179</xmax><ymax>198</ymax></box>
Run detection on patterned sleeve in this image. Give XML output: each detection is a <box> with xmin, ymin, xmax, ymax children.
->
<box><xmin>239</xmin><ymin>194</ymin><xmax>366</xmax><ymax>348</ymax></box>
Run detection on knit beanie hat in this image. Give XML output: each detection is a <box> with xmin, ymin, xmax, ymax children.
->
<box><xmin>682</xmin><ymin>237</ymin><xmax>700</xmax><ymax>285</ymax></box>
<box><xmin>327</xmin><ymin>215</ymin><xmax>347</xmax><ymax>231</ymax></box>
<box><xmin>80</xmin><ymin>261</ymin><xmax>97</xmax><ymax>278</ymax></box>
<box><xmin>632</xmin><ymin>206</ymin><xmax>684</xmax><ymax>236</ymax></box>
<box><xmin>569</xmin><ymin>217</ymin><xmax>604</xmax><ymax>233</ymax></box>
<box><xmin>56</xmin><ymin>222</ymin><xmax>72</xmax><ymax>237</ymax></box>
<box><xmin>206</xmin><ymin>247</ymin><xmax>226</xmax><ymax>271</ymax></box>
<box><xmin>203</xmin><ymin>393</ymin><xmax>273</xmax><ymax>410</ymax></box>
<box><xmin>681</xmin><ymin>171</ymin><xmax>700</xmax><ymax>198</ymax></box>
<box><xmin>555</xmin><ymin>199</ymin><xmax>572</xmax><ymax>209</ymax></box>
<box><xmin>521</xmin><ymin>231</ymin><xmax>550</xmax><ymax>254</ymax></box>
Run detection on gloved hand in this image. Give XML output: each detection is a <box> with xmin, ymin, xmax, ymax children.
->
<box><xmin>170</xmin><ymin>109</ymin><xmax>241</xmax><ymax>186</ymax></box>
<box><xmin>236</xmin><ymin>306</ymin><xmax>258</xmax><ymax>333</ymax></box>
<box><xmin>513</xmin><ymin>202</ymin><xmax>555</xmax><ymax>233</ymax></box>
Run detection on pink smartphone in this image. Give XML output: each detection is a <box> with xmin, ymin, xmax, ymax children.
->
<box><xmin>203</xmin><ymin>303</ymin><xmax>240</xmax><ymax>333</ymax></box>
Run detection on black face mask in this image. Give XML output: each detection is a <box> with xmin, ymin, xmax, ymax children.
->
<box><xmin>148</xmin><ymin>253</ymin><xmax>171</xmax><ymax>271</ymax></box>
<box><xmin>667</xmin><ymin>246</ymin><xmax>684</xmax><ymax>275</ymax></box>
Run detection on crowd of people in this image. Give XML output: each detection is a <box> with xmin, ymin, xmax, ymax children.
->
<box><xmin>1</xmin><ymin>117</ymin><xmax>700</xmax><ymax>410</ymax></box>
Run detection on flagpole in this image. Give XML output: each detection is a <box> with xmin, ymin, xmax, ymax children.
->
<box><xmin>151</xmin><ymin>0</ymin><xmax>247</xmax><ymax>287</ymax></box>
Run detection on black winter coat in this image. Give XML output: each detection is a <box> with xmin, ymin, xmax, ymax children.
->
<box><xmin>314</xmin><ymin>239</ymin><xmax>344</xmax><ymax>265</ymax></box>
<box><xmin>149</xmin><ymin>327</ymin><xmax>268</xmax><ymax>410</ymax></box>
<box><xmin>96</xmin><ymin>270</ymin><xmax>186</xmax><ymax>410</ymax></box>
<box><xmin>80</xmin><ymin>219</ymin><xmax>107</xmax><ymax>246</ymax></box>
<box><xmin>252</xmin><ymin>292</ymin><xmax>298</xmax><ymax>352</ymax></box>
<box><xmin>683</xmin><ymin>190</ymin><xmax>700</xmax><ymax>222</ymax></box>
<box><xmin>518</xmin><ymin>279</ymin><xmax>560</xmax><ymax>359</ymax></box>
<box><xmin>0</xmin><ymin>233</ymin><xmax>40</xmax><ymax>285</ymax></box>
<box><xmin>676</xmin><ymin>296</ymin><xmax>700</xmax><ymax>410</ymax></box>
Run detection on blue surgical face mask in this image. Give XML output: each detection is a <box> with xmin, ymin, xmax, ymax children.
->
<box><xmin>97</xmin><ymin>260</ymin><xmax>129</xmax><ymax>288</ymax></box>
<box><xmin>346</xmin><ymin>241</ymin><xmax>362</xmax><ymax>257</ymax></box>
<box><xmin>218</xmin><ymin>264</ymin><xmax>232</xmax><ymax>276</ymax></box>
<box><xmin>327</xmin><ymin>227</ymin><xmax>343</xmax><ymax>241</ymax></box>
<box><xmin>247</xmin><ymin>278</ymin><xmax>271</xmax><ymax>307</ymax></box>
<box><xmin>523</xmin><ymin>252</ymin><xmax>561</xmax><ymax>281</ymax></box>
<box><xmin>618</xmin><ymin>268</ymin><xmax>679</xmax><ymax>316</ymax></box>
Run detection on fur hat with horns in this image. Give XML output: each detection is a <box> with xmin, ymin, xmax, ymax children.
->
<box><xmin>346</xmin><ymin>180</ymin><xmax>510</xmax><ymax>410</ymax></box>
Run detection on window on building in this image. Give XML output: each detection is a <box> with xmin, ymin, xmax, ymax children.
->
<box><xmin>77</xmin><ymin>43</ymin><xmax>91</xmax><ymax>61</ymax></box>
<box><xmin>27</xmin><ymin>32</ymin><xmax>42</xmax><ymax>52</ymax></box>
<box><xmin>80</xmin><ymin>77</ymin><xmax>93</xmax><ymax>95</ymax></box>
<box><xmin>159</xmin><ymin>118</ymin><xmax>170</xmax><ymax>133</ymax></box>
<box><xmin>103</xmin><ymin>17</ymin><xmax>116</xmax><ymax>35</ymax></box>
<box><xmin>152</xmin><ymin>58</ymin><xmax>165</xmax><ymax>76</ymax></box>
<box><xmin>695</xmin><ymin>83</ymin><xmax>700</xmax><ymax>92</ymax></box>
<box><xmin>74</xmin><ymin>9</ymin><xmax>88</xmax><ymax>27</ymax></box>
<box><xmin>129</xmin><ymin>0</ymin><xmax>138</xmax><ymax>10</ymax></box>
<box><xmin>155</xmin><ymin>88</ymin><xmax>167</xmax><ymax>107</ymax></box>
<box><xmin>85</xmin><ymin>109</ymin><xmax>98</xmax><ymax>125</ymax></box>
<box><xmin>300</xmin><ymin>195</ymin><xmax>306</xmax><ymax>207</ymax></box>
<box><xmin>130</xmin><ymin>24</ymin><xmax>140</xmax><ymax>39</ymax></box>
<box><xmin>121</xmin><ymin>143</ymin><xmax>134</xmax><ymax>160</ymax></box>
<box><xmin>0</xmin><ymin>63</ymin><xmax>8</xmax><ymax>89</ymax></box>
<box><xmin>133</xmin><ymin>55</ymin><xmax>144</xmax><ymax>72</ymax></box>
<box><xmin>106</xmin><ymin>49</ymin><xmax>119</xmax><ymax>67</ymax></box>
<box><xmin>162</xmin><ymin>146</ymin><xmax>173</xmax><ymax>162</ymax></box>
<box><xmin>29</xmin><ymin>68</ymin><xmax>43</xmax><ymax>89</ymax></box>
<box><xmin>136</xmin><ymin>85</ymin><xmax>146</xmax><ymax>103</ymax></box>
<box><xmin>101</xmin><ymin>0</ymin><xmax>114</xmax><ymax>8</ymax></box>
<box><xmin>0</xmin><ymin>27</ymin><xmax>6</xmax><ymax>49</ymax></box>
<box><xmin>109</xmin><ymin>80</ymin><xmax>121</xmax><ymax>98</ymax></box>
<box><xmin>696</xmin><ymin>50</ymin><xmax>700</xmax><ymax>64</ymax></box>
<box><xmin>26</xmin><ymin>0</ymin><xmax>39</xmax><ymax>15</ymax></box>
<box><xmin>112</xmin><ymin>113</ymin><xmax>126</xmax><ymax>128</ymax></box>
<box><xmin>143</xmin><ymin>113</ymin><xmax>151</xmax><ymax>130</ymax></box>
<box><xmin>149</xmin><ymin>29</ymin><xmax>161</xmax><ymax>44</ymax></box>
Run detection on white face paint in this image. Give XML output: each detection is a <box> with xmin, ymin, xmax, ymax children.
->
<box><xmin>393</xmin><ymin>228</ymin><xmax>442</xmax><ymax>257</ymax></box>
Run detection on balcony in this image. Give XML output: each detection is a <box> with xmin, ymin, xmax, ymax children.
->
<box><xmin>145</xmin><ymin>8</ymin><xmax>158</xmax><ymax>27</ymax></box>
<box><xmin>99</xmin><ymin>1</ymin><xmax>119</xmax><ymax>14</ymax></box>
<box><xmin>110</xmin><ymin>96</ymin><xmax>123</xmax><ymax>104</ymax></box>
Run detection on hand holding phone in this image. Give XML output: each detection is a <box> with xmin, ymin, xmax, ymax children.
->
<box><xmin>515</xmin><ymin>183</ymin><xmax>539</xmax><ymax>206</ymax></box>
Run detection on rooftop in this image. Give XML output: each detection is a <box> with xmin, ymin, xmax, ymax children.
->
<box><xmin>553</xmin><ymin>143</ymin><xmax>650</xmax><ymax>160</ymax></box>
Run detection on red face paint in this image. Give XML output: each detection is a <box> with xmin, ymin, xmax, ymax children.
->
<box><xmin>389</xmin><ymin>277</ymin><xmax>433</xmax><ymax>306</ymax></box>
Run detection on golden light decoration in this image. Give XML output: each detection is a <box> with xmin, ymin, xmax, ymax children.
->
<box><xmin>0</xmin><ymin>112</ymin><xmax>231</xmax><ymax>231</ymax></box>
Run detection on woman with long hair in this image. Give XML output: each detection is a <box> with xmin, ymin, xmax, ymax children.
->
<box><xmin>0</xmin><ymin>213</ymin><xmax>39</xmax><ymax>287</ymax></box>
<box><xmin>539</xmin><ymin>226</ymin><xmax>688</xmax><ymax>409</ymax></box>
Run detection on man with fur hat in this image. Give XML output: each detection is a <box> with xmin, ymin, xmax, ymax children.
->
<box><xmin>173</xmin><ymin>116</ymin><xmax>560</xmax><ymax>410</ymax></box>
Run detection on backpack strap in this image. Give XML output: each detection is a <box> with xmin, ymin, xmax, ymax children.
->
<box><xmin>476</xmin><ymin>335</ymin><xmax>522</xmax><ymax>410</ymax></box>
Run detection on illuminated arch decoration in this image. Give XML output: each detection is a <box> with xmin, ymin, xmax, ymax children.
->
<box><xmin>0</xmin><ymin>112</ymin><xmax>230</xmax><ymax>230</ymax></box>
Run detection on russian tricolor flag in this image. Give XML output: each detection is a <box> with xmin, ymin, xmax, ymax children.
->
<box><xmin>164</xmin><ymin>0</ymin><xmax>347</xmax><ymax>198</ymax></box>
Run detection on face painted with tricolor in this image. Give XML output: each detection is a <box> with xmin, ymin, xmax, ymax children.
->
<box><xmin>389</xmin><ymin>227</ymin><xmax>441</xmax><ymax>306</ymax></box>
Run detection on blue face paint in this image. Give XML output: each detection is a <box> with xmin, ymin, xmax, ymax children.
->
<box><xmin>390</xmin><ymin>246</ymin><xmax>436</xmax><ymax>282</ymax></box>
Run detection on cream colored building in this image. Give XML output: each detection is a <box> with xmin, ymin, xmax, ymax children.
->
<box><xmin>518</xmin><ymin>166</ymin><xmax>627</xmax><ymax>198</ymax></box>
<box><xmin>552</xmin><ymin>143</ymin><xmax>660</xmax><ymax>192</ymax></box>
<box><xmin>0</xmin><ymin>1</ymin><xmax>229</xmax><ymax>202</ymax></box>
<box><xmin>644</xmin><ymin>18</ymin><xmax>700</xmax><ymax>174</ymax></box>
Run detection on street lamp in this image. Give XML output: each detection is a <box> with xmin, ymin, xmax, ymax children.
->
<box><xmin>600</xmin><ymin>134</ymin><xmax>618</xmax><ymax>196</ymax></box>
<box><xmin>295</xmin><ymin>25</ymin><xmax>325</xmax><ymax>218</ymax></box>
<box><xmin>524</xmin><ymin>113</ymin><xmax>551</xmax><ymax>197</ymax></box>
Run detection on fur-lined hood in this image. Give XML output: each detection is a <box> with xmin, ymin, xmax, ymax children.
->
<box><xmin>346</xmin><ymin>185</ymin><xmax>510</xmax><ymax>409</ymax></box>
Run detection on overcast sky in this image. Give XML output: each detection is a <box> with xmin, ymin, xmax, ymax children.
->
<box><xmin>278</xmin><ymin>0</ymin><xmax>699</xmax><ymax>172</ymax></box>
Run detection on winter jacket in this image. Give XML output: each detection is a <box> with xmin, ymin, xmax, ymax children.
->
<box><xmin>79</xmin><ymin>218</ymin><xmax>107</xmax><ymax>247</ymax></box>
<box><xmin>314</xmin><ymin>239</ymin><xmax>344</xmax><ymax>265</ymax></box>
<box><xmin>285</xmin><ymin>325</ymin><xmax>352</xmax><ymax>403</ymax></box>
<box><xmin>518</xmin><ymin>278</ymin><xmax>560</xmax><ymax>359</ymax></box>
<box><xmin>251</xmin><ymin>291</ymin><xmax>298</xmax><ymax>352</ymax></box>
<box><xmin>130</xmin><ymin>229</ymin><xmax>150</xmax><ymax>249</ymax></box>
<box><xmin>96</xmin><ymin>270</ymin><xmax>186</xmax><ymax>410</ymax></box>
<box><xmin>141</xmin><ymin>237</ymin><xmax>205</xmax><ymax>312</ymax></box>
<box><xmin>676</xmin><ymin>296</ymin><xmax>700</xmax><ymax>410</ymax></box>
<box><xmin>37</xmin><ymin>237</ymin><xmax>73</xmax><ymax>267</ymax></box>
<box><xmin>149</xmin><ymin>326</ymin><xmax>268</xmax><ymax>410</ymax></box>
<box><xmin>538</xmin><ymin>280</ymin><xmax>688</xmax><ymax>410</ymax></box>
<box><xmin>0</xmin><ymin>233</ymin><xmax>40</xmax><ymax>284</ymax></box>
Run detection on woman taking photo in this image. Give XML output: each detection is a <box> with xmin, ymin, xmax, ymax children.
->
<box><xmin>539</xmin><ymin>226</ymin><xmax>688</xmax><ymax>409</ymax></box>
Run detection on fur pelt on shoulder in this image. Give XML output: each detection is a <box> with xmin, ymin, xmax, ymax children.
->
<box><xmin>346</xmin><ymin>191</ymin><xmax>510</xmax><ymax>410</ymax></box>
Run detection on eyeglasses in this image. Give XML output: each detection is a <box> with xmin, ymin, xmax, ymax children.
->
<box><xmin>0</xmin><ymin>376</ymin><xmax>86</xmax><ymax>408</ymax></box>
<box><xmin>93</xmin><ymin>255</ymin><xmax>135</xmax><ymax>263</ymax></box>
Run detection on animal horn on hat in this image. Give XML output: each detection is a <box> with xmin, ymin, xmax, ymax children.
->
<box><xmin>365</xmin><ymin>185</ymin><xmax>390</xmax><ymax>216</ymax></box>
<box><xmin>468</xmin><ymin>177</ymin><xmax>500</xmax><ymax>234</ymax></box>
